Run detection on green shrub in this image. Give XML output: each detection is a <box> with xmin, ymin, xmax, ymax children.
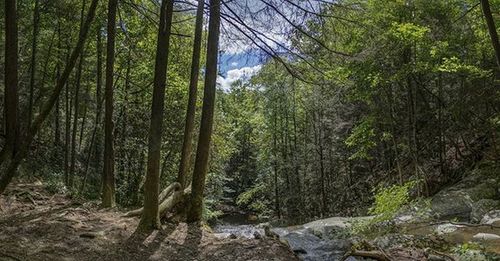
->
<box><xmin>236</xmin><ymin>184</ymin><xmax>272</xmax><ymax>216</ymax></box>
<box><xmin>369</xmin><ymin>180</ymin><xmax>419</xmax><ymax>221</ymax></box>
<box><xmin>352</xmin><ymin>180</ymin><xmax>419</xmax><ymax>236</ymax></box>
<box><xmin>202</xmin><ymin>199</ymin><xmax>224</xmax><ymax>222</ymax></box>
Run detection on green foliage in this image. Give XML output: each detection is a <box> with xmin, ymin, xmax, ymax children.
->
<box><xmin>351</xmin><ymin>180</ymin><xmax>420</xmax><ymax>236</ymax></box>
<box><xmin>202</xmin><ymin>199</ymin><xmax>224</xmax><ymax>222</ymax></box>
<box><xmin>9</xmin><ymin>0</ymin><xmax>500</xmax><ymax>224</ymax></box>
<box><xmin>452</xmin><ymin>242</ymin><xmax>483</xmax><ymax>255</ymax></box>
<box><xmin>390</xmin><ymin>22</ymin><xmax>430</xmax><ymax>43</ymax></box>
<box><xmin>369</xmin><ymin>180</ymin><xmax>418</xmax><ymax>220</ymax></box>
<box><xmin>437</xmin><ymin>57</ymin><xmax>491</xmax><ymax>77</ymax></box>
<box><xmin>345</xmin><ymin>116</ymin><xmax>377</xmax><ymax>160</ymax></box>
<box><xmin>236</xmin><ymin>184</ymin><xmax>271</xmax><ymax>215</ymax></box>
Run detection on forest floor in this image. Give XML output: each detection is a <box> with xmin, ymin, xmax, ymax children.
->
<box><xmin>0</xmin><ymin>183</ymin><xmax>297</xmax><ymax>261</ymax></box>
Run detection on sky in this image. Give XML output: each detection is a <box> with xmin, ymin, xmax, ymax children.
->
<box><xmin>214</xmin><ymin>0</ymin><xmax>324</xmax><ymax>91</ymax></box>
<box><xmin>217</xmin><ymin>52</ymin><xmax>264</xmax><ymax>90</ymax></box>
<box><xmin>214</xmin><ymin>0</ymin><xmax>293</xmax><ymax>91</ymax></box>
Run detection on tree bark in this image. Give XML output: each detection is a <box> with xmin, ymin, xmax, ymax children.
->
<box><xmin>79</xmin><ymin>83</ymin><xmax>90</xmax><ymax>150</ymax></box>
<box><xmin>81</xmin><ymin>28</ymin><xmax>104</xmax><ymax>194</ymax></box>
<box><xmin>480</xmin><ymin>0</ymin><xmax>500</xmax><ymax>70</ymax></box>
<box><xmin>137</xmin><ymin>0</ymin><xmax>175</xmax><ymax>231</ymax></box>
<box><xmin>64</xmin><ymin>71</ymin><xmax>72</xmax><ymax>186</ymax></box>
<box><xmin>69</xmin><ymin>53</ymin><xmax>85</xmax><ymax>188</ymax></box>
<box><xmin>27</xmin><ymin>0</ymin><xmax>41</xmax><ymax>127</ymax></box>
<box><xmin>1</xmin><ymin>0</ymin><xmax>20</xmax><ymax>166</ymax></box>
<box><xmin>187</xmin><ymin>0</ymin><xmax>221</xmax><ymax>222</ymax></box>
<box><xmin>272</xmin><ymin>106</ymin><xmax>281</xmax><ymax>219</ymax></box>
<box><xmin>54</xmin><ymin>23</ymin><xmax>62</xmax><ymax>147</ymax></box>
<box><xmin>0</xmin><ymin>0</ymin><xmax>99</xmax><ymax>194</ymax></box>
<box><xmin>177</xmin><ymin>0</ymin><xmax>204</xmax><ymax>189</ymax></box>
<box><xmin>102</xmin><ymin>0</ymin><xmax>118</xmax><ymax>208</ymax></box>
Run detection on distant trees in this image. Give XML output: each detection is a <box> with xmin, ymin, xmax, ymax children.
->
<box><xmin>1</xmin><ymin>0</ymin><xmax>498</xmax><ymax>231</ymax></box>
<box><xmin>229</xmin><ymin>0</ymin><xmax>500</xmax><ymax>221</ymax></box>
<box><xmin>0</xmin><ymin>0</ymin><xmax>100</xmax><ymax>194</ymax></box>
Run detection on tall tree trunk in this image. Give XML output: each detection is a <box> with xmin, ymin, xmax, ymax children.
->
<box><xmin>187</xmin><ymin>0</ymin><xmax>221</xmax><ymax>222</ymax></box>
<box><xmin>82</xmin><ymin>28</ymin><xmax>104</xmax><ymax>193</ymax></box>
<box><xmin>318</xmin><ymin>112</ymin><xmax>327</xmax><ymax>217</ymax></box>
<box><xmin>28</xmin><ymin>0</ymin><xmax>41</xmax><ymax>127</ymax></box>
<box><xmin>272</xmin><ymin>106</ymin><xmax>281</xmax><ymax>219</ymax></box>
<box><xmin>69</xmin><ymin>53</ymin><xmax>85</xmax><ymax>187</ymax></box>
<box><xmin>102</xmin><ymin>0</ymin><xmax>118</xmax><ymax>208</ymax></box>
<box><xmin>480</xmin><ymin>0</ymin><xmax>500</xmax><ymax>70</ymax></box>
<box><xmin>176</xmin><ymin>0</ymin><xmax>204</xmax><ymax>189</ymax></box>
<box><xmin>55</xmin><ymin>93</ymin><xmax>60</xmax><ymax>146</ymax></box>
<box><xmin>68</xmin><ymin>0</ymin><xmax>88</xmax><ymax>188</ymax></box>
<box><xmin>1</xmin><ymin>0</ymin><xmax>20</xmax><ymax>166</ymax></box>
<box><xmin>64</xmin><ymin>73</ymin><xmax>72</xmax><ymax>186</ymax></box>
<box><xmin>137</xmin><ymin>0</ymin><xmax>175</xmax><ymax>230</ymax></box>
<box><xmin>0</xmin><ymin>0</ymin><xmax>99</xmax><ymax>194</ymax></box>
<box><xmin>79</xmin><ymin>83</ymin><xmax>90</xmax><ymax>150</ymax></box>
<box><xmin>54</xmin><ymin>22</ymin><xmax>63</xmax><ymax>147</ymax></box>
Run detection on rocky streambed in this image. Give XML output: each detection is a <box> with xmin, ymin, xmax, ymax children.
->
<box><xmin>213</xmin><ymin>163</ymin><xmax>500</xmax><ymax>260</ymax></box>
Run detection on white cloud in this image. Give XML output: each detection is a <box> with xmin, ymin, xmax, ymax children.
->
<box><xmin>231</xmin><ymin>62</ymin><xmax>239</xmax><ymax>66</ymax></box>
<box><xmin>217</xmin><ymin>65</ymin><xmax>262</xmax><ymax>91</ymax></box>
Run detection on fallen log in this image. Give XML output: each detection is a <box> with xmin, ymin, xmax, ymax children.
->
<box><xmin>123</xmin><ymin>182</ymin><xmax>181</xmax><ymax>217</ymax></box>
<box><xmin>159</xmin><ymin>182</ymin><xmax>181</xmax><ymax>203</ymax></box>
<box><xmin>160</xmin><ymin>185</ymin><xmax>192</xmax><ymax>215</ymax></box>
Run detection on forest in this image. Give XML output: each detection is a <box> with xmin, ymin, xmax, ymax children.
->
<box><xmin>1</xmin><ymin>0</ymin><xmax>500</xmax><ymax>260</ymax></box>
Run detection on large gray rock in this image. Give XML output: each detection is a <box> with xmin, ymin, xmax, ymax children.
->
<box><xmin>302</xmin><ymin>216</ymin><xmax>373</xmax><ymax>239</ymax></box>
<box><xmin>429</xmin><ymin>167</ymin><xmax>500</xmax><ymax>222</ymax></box>
<box><xmin>280</xmin><ymin>228</ymin><xmax>350</xmax><ymax>261</ymax></box>
<box><xmin>480</xmin><ymin>210</ymin><xmax>500</xmax><ymax>225</ymax></box>
<box><xmin>430</xmin><ymin>190</ymin><xmax>474</xmax><ymax>221</ymax></box>
<box><xmin>472</xmin><ymin>233</ymin><xmax>500</xmax><ymax>241</ymax></box>
<box><xmin>470</xmin><ymin>199</ymin><xmax>500</xmax><ymax>223</ymax></box>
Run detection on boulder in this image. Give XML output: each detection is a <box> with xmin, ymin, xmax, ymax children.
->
<box><xmin>470</xmin><ymin>199</ymin><xmax>500</xmax><ymax>223</ymax></box>
<box><xmin>472</xmin><ymin>233</ymin><xmax>500</xmax><ymax>242</ymax></box>
<box><xmin>429</xmin><ymin>168</ymin><xmax>500</xmax><ymax>222</ymax></box>
<box><xmin>430</xmin><ymin>190</ymin><xmax>473</xmax><ymax>221</ymax></box>
<box><xmin>480</xmin><ymin>209</ymin><xmax>500</xmax><ymax>225</ymax></box>
<box><xmin>276</xmin><ymin>228</ymin><xmax>353</xmax><ymax>261</ymax></box>
<box><xmin>302</xmin><ymin>216</ymin><xmax>373</xmax><ymax>239</ymax></box>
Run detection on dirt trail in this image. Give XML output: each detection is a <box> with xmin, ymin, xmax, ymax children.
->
<box><xmin>0</xmin><ymin>183</ymin><xmax>297</xmax><ymax>261</ymax></box>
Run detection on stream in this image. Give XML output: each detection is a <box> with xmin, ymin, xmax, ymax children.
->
<box><xmin>212</xmin><ymin>211</ymin><xmax>367</xmax><ymax>261</ymax></box>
